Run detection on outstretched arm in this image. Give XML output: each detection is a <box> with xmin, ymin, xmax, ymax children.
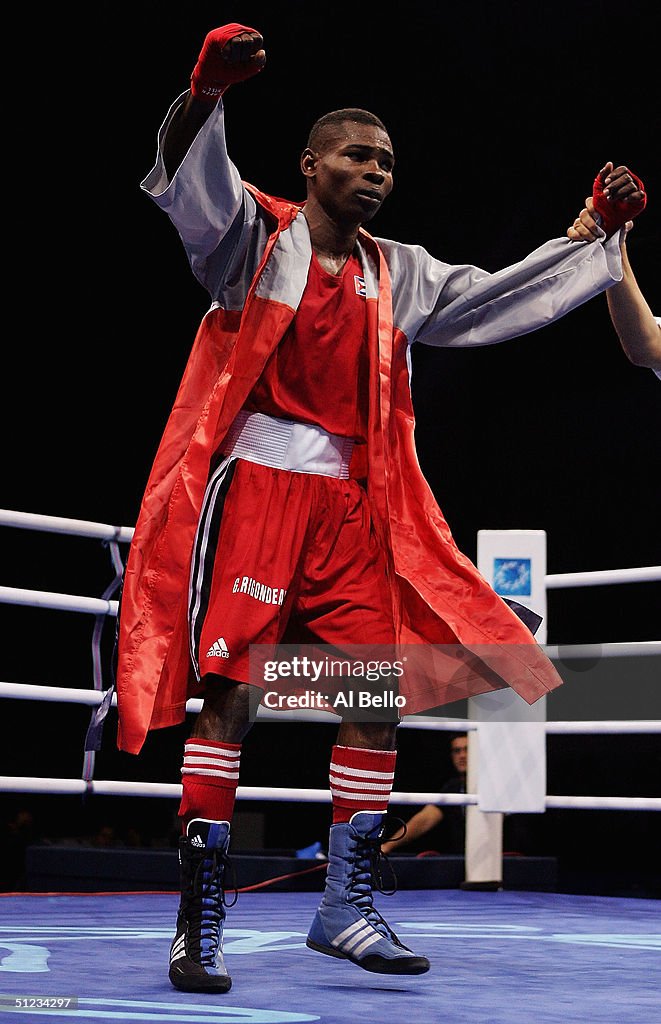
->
<box><xmin>163</xmin><ymin>25</ymin><xmax>265</xmax><ymax>179</ymax></box>
<box><xmin>386</xmin><ymin>162</ymin><xmax>646</xmax><ymax>351</ymax></box>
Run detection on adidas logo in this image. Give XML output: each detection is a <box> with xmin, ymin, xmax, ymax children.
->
<box><xmin>206</xmin><ymin>637</ymin><xmax>230</xmax><ymax>659</ymax></box>
<box><xmin>190</xmin><ymin>834</ymin><xmax>205</xmax><ymax>848</ymax></box>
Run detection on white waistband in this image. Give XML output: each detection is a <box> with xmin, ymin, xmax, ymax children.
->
<box><xmin>221</xmin><ymin>410</ymin><xmax>355</xmax><ymax>479</ymax></box>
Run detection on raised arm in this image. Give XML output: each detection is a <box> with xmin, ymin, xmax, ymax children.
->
<box><xmin>162</xmin><ymin>25</ymin><xmax>265</xmax><ymax>179</ymax></box>
<box><xmin>140</xmin><ymin>24</ymin><xmax>267</xmax><ymax>292</ymax></box>
<box><xmin>568</xmin><ymin>171</ymin><xmax>660</xmax><ymax>371</ymax></box>
<box><xmin>607</xmin><ymin>241</ymin><xmax>661</xmax><ymax>371</ymax></box>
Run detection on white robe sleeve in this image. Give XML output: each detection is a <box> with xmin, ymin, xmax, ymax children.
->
<box><xmin>140</xmin><ymin>94</ymin><xmax>256</xmax><ymax>268</ymax></box>
<box><xmin>379</xmin><ymin>234</ymin><xmax>624</xmax><ymax>348</ymax></box>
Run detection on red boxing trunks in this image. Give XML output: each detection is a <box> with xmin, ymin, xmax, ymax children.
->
<box><xmin>188</xmin><ymin>415</ymin><xmax>395</xmax><ymax>688</ymax></box>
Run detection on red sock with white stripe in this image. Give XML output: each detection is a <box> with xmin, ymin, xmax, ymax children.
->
<box><xmin>329</xmin><ymin>745</ymin><xmax>396</xmax><ymax>824</ymax></box>
<box><xmin>178</xmin><ymin>738</ymin><xmax>241</xmax><ymax>833</ymax></box>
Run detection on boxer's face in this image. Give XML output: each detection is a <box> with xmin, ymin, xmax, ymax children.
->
<box><xmin>302</xmin><ymin>122</ymin><xmax>394</xmax><ymax>226</ymax></box>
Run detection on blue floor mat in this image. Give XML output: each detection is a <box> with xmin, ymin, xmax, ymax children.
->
<box><xmin>0</xmin><ymin>889</ymin><xmax>659</xmax><ymax>1023</ymax></box>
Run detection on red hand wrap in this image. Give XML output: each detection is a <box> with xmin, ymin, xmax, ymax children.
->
<box><xmin>191</xmin><ymin>23</ymin><xmax>263</xmax><ymax>103</ymax></box>
<box><xmin>592</xmin><ymin>169</ymin><xmax>647</xmax><ymax>237</ymax></box>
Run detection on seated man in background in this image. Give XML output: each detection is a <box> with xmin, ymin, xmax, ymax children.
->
<box><xmin>381</xmin><ymin>732</ymin><xmax>536</xmax><ymax>857</ymax></box>
<box><xmin>382</xmin><ymin>733</ymin><xmax>467</xmax><ymax>856</ymax></box>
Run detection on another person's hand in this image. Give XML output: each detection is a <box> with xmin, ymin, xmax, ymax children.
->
<box><xmin>191</xmin><ymin>24</ymin><xmax>266</xmax><ymax>104</ymax></box>
<box><xmin>568</xmin><ymin>196</ymin><xmax>610</xmax><ymax>242</ymax></box>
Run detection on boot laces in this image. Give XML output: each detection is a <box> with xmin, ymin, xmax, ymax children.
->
<box><xmin>348</xmin><ymin>816</ymin><xmax>406</xmax><ymax>945</ymax></box>
<box><xmin>183</xmin><ymin>848</ymin><xmax>237</xmax><ymax>967</ymax></box>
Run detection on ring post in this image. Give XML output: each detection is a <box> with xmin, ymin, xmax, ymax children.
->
<box><xmin>464</xmin><ymin>530</ymin><xmax>548</xmax><ymax>888</ymax></box>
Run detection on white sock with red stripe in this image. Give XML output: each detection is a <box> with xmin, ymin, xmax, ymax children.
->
<box><xmin>178</xmin><ymin>738</ymin><xmax>241</xmax><ymax>833</ymax></box>
<box><xmin>329</xmin><ymin>744</ymin><xmax>396</xmax><ymax>824</ymax></box>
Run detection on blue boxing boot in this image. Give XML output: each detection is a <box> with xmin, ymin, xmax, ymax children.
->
<box><xmin>168</xmin><ymin>818</ymin><xmax>234</xmax><ymax>992</ymax></box>
<box><xmin>306</xmin><ymin>811</ymin><xmax>430</xmax><ymax>975</ymax></box>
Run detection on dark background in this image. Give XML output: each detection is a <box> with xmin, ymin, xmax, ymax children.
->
<box><xmin>2</xmin><ymin>2</ymin><xmax>659</xmax><ymax>893</ymax></box>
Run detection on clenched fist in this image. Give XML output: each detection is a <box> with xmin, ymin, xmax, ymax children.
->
<box><xmin>591</xmin><ymin>162</ymin><xmax>646</xmax><ymax>237</ymax></box>
<box><xmin>191</xmin><ymin>23</ymin><xmax>266</xmax><ymax>103</ymax></box>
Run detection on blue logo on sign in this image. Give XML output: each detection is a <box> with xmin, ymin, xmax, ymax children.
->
<box><xmin>493</xmin><ymin>558</ymin><xmax>531</xmax><ymax>596</ymax></box>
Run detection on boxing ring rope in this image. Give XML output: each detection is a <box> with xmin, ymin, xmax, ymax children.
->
<box><xmin>3</xmin><ymin>681</ymin><xmax>661</xmax><ymax>730</ymax></box>
<box><xmin>2</xmin><ymin>508</ymin><xmax>660</xmax><ymax>881</ymax></box>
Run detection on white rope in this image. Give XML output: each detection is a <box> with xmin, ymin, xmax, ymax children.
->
<box><xmin>0</xmin><ymin>508</ymin><xmax>134</xmax><ymax>544</ymax></box>
<box><xmin>2</xmin><ymin>510</ymin><xmax>659</xmax><ymax>824</ymax></box>
<box><xmin>0</xmin><ymin>683</ymin><xmax>110</xmax><ymax>706</ymax></box>
<box><xmin>2</xmin><ymin>509</ymin><xmax>658</xmax><ymax>590</ymax></box>
<box><xmin>398</xmin><ymin>717</ymin><xmax>478</xmax><ymax>731</ymax></box>
<box><xmin>1</xmin><ymin>684</ymin><xmax>660</xmax><ymax>736</ymax></box>
<box><xmin>0</xmin><ymin>778</ymin><xmax>92</xmax><ymax>796</ymax></box>
<box><xmin>253</xmin><ymin>707</ymin><xmax>480</xmax><ymax>729</ymax></box>
<box><xmin>544</xmin><ymin>641</ymin><xmax>661</xmax><ymax>658</ymax></box>
<box><xmin>545</xmin><ymin>796</ymin><xmax>661</xmax><ymax>811</ymax></box>
<box><xmin>545</xmin><ymin>565</ymin><xmax>661</xmax><ymax>588</ymax></box>
<box><xmin>0</xmin><ymin>586</ymin><xmax>118</xmax><ymax>617</ymax></box>
<box><xmin>0</xmin><ymin>776</ymin><xmax>472</xmax><ymax>805</ymax></box>
<box><xmin>545</xmin><ymin>721</ymin><xmax>661</xmax><ymax>734</ymax></box>
<box><xmin>3</xmin><ymin>579</ymin><xmax>661</xmax><ymax>660</ymax></box>
<box><xmin>4</xmin><ymin>574</ymin><xmax>660</xmax><ymax>658</ymax></box>
<box><xmin>2</xmin><ymin>776</ymin><xmax>658</xmax><ymax>812</ymax></box>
